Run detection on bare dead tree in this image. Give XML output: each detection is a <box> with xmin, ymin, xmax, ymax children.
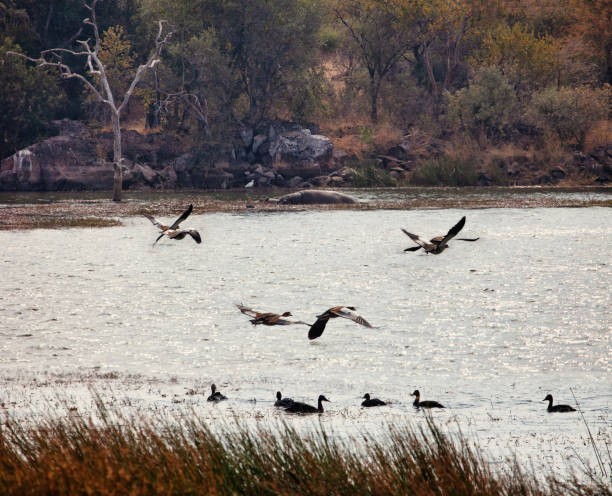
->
<box><xmin>9</xmin><ymin>0</ymin><xmax>172</xmax><ymax>201</ymax></box>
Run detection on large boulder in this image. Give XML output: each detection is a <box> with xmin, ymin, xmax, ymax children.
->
<box><xmin>270</xmin><ymin>189</ymin><xmax>358</xmax><ymax>205</ymax></box>
<box><xmin>0</xmin><ymin>127</ymin><xmax>113</xmax><ymax>191</ymax></box>
<box><xmin>269</xmin><ymin>129</ymin><xmax>333</xmax><ymax>165</ymax></box>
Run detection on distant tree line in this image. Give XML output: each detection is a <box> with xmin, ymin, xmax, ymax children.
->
<box><xmin>1</xmin><ymin>0</ymin><xmax>610</xmax><ymax>161</ymax></box>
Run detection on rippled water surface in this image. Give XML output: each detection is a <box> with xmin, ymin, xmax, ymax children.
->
<box><xmin>1</xmin><ymin>204</ymin><xmax>610</xmax><ymax>476</ymax></box>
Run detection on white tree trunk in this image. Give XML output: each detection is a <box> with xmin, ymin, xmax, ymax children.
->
<box><xmin>111</xmin><ymin>112</ymin><xmax>122</xmax><ymax>202</ymax></box>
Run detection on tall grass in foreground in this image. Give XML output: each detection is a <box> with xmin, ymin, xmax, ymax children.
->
<box><xmin>0</xmin><ymin>404</ymin><xmax>609</xmax><ymax>496</ymax></box>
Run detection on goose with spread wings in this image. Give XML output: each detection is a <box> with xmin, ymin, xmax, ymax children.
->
<box><xmin>236</xmin><ymin>304</ymin><xmax>310</xmax><ymax>326</ymax></box>
<box><xmin>402</xmin><ymin>216</ymin><xmax>476</xmax><ymax>254</ymax></box>
<box><xmin>308</xmin><ymin>306</ymin><xmax>373</xmax><ymax>340</ymax></box>
<box><xmin>144</xmin><ymin>204</ymin><xmax>201</xmax><ymax>245</ymax></box>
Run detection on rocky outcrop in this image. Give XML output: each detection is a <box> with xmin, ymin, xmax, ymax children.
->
<box><xmin>0</xmin><ymin>120</ymin><xmax>113</xmax><ymax>191</ymax></box>
<box><xmin>4</xmin><ymin>117</ymin><xmax>607</xmax><ymax>192</ymax></box>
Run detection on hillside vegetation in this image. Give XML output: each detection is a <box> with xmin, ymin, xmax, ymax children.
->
<box><xmin>1</xmin><ymin>0</ymin><xmax>610</xmax><ymax>186</ymax></box>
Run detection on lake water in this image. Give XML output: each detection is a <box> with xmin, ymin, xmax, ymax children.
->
<box><xmin>1</xmin><ymin>198</ymin><xmax>610</xmax><ymax>478</ymax></box>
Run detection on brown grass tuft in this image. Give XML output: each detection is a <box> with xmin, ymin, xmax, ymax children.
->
<box><xmin>0</xmin><ymin>404</ymin><xmax>609</xmax><ymax>495</ymax></box>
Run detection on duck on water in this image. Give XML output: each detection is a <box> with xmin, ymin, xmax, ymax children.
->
<box><xmin>361</xmin><ymin>393</ymin><xmax>386</xmax><ymax>407</ymax></box>
<box><xmin>543</xmin><ymin>394</ymin><xmax>576</xmax><ymax>412</ymax></box>
<box><xmin>274</xmin><ymin>391</ymin><xmax>294</xmax><ymax>408</ymax></box>
<box><xmin>207</xmin><ymin>384</ymin><xmax>227</xmax><ymax>402</ymax></box>
<box><xmin>411</xmin><ymin>390</ymin><xmax>445</xmax><ymax>409</ymax></box>
<box><xmin>284</xmin><ymin>395</ymin><xmax>330</xmax><ymax>414</ymax></box>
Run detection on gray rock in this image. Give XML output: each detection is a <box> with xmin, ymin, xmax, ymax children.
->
<box><xmin>0</xmin><ymin>134</ymin><xmax>113</xmax><ymax>191</ymax></box>
<box><xmin>286</xmin><ymin>176</ymin><xmax>304</xmax><ymax>188</ymax></box>
<box><xmin>269</xmin><ymin>130</ymin><xmax>333</xmax><ymax>164</ymax></box>
<box><xmin>252</xmin><ymin>134</ymin><xmax>268</xmax><ymax>154</ymax></box>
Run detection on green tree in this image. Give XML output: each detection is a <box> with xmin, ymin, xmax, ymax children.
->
<box><xmin>334</xmin><ymin>0</ymin><xmax>414</xmax><ymax>123</ymax></box>
<box><xmin>0</xmin><ymin>39</ymin><xmax>66</xmax><ymax>159</ymax></box>
<box><xmin>216</xmin><ymin>0</ymin><xmax>323</xmax><ymax>126</ymax></box>
<box><xmin>472</xmin><ymin>22</ymin><xmax>557</xmax><ymax>93</ymax></box>
<box><xmin>445</xmin><ymin>66</ymin><xmax>518</xmax><ymax>145</ymax></box>
<box><xmin>528</xmin><ymin>85</ymin><xmax>610</xmax><ymax>149</ymax></box>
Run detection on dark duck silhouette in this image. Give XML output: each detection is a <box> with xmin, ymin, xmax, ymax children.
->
<box><xmin>284</xmin><ymin>395</ymin><xmax>330</xmax><ymax>414</ymax></box>
<box><xmin>402</xmin><ymin>216</ymin><xmax>476</xmax><ymax>254</ymax></box>
<box><xmin>274</xmin><ymin>391</ymin><xmax>294</xmax><ymax>408</ymax></box>
<box><xmin>361</xmin><ymin>393</ymin><xmax>386</xmax><ymax>407</ymax></box>
<box><xmin>236</xmin><ymin>304</ymin><xmax>310</xmax><ymax>326</ymax></box>
<box><xmin>543</xmin><ymin>394</ymin><xmax>576</xmax><ymax>412</ymax></box>
<box><xmin>308</xmin><ymin>306</ymin><xmax>373</xmax><ymax>340</ymax></box>
<box><xmin>411</xmin><ymin>390</ymin><xmax>444</xmax><ymax>409</ymax></box>
<box><xmin>144</xmin><ymin>204</ymin><xmax>201</xmax><ymax>245</ymax></box>
<box><xmin>206</xmin><ymin>383</ymin><xmax>227</xmax><ymax>402</ymax></box>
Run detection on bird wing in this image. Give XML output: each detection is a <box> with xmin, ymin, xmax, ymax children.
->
<box><xmin>170</xmin><ymin>204</ymin><xmax>193</xmax><ymax>230</ymax></box>
<box><xmin>308</xmin><ymin>317</ymin><xmax>329</xmax><ymax>340</ymax></box>
<box><xmin>401</xmin><ymin>228</ymin><xmax>430</xmax><ymax>249</ymax></box>
<box><xmin>153</xmin><ymin>232</ymin><xmax>166</xmax><ymax>246</ymax></box>
<box><xmin>404</xmin><ymin>246</ymin><xmax>422</xmax><ymax>252</ymax></box>
<box><xmin>236</xmin><ymin>304</ymin><xmax>259</xmax><ymax>318</ymax></box>
<box><xmin>276</xmin><ymin>318</ymin><xmax>311</xmax><ymax>326</ymax></box>
<box><xmin>144</xmin><ymin>213</ymin><xmax>165</xmax><ymax>230</ymax></box>
<box><xmin>456</xmin><ymin>237</ymin><xmax>479</xmax><ymax>242</ymax></box>
<box><xmin>438</xmin><ymin>216</ymin><xmax>466</xmax><ymax>247</ymax></box>
<box><xmin>330</xmin><ymin>307</ymin><xmax>373</xmax><ymax>328</ymax></box>
<box><xmin>187</xmin><ymin>229</ymin><xmax>202</xmax><ymax>244</ymax></box>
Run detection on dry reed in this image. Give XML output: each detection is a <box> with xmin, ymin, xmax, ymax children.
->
<box><xmin>0</xmin><ymin>402</ymin><xmax>609</xmax><ymax>496</ymax></box>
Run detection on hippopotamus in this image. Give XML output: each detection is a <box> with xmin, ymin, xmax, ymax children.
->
<box><xmin>269</xmin><ymin>190</ymin><xmax>358</xmax><ymax>205</ymax></box>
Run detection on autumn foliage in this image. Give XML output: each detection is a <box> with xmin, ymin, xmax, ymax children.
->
<box><xmin>0</xmin><ymin>0</ymin><xmax>610</xmax><ymax>176</ymax></box>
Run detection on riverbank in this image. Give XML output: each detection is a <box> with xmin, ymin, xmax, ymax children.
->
<box><xmin>1</xmin><ymin>186</ymin><xmax>610</xmax><ymax>230</ymax></box>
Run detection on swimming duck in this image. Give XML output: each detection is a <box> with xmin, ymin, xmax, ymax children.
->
<box><xmin>144</xmin><ymin>204</ymin><xmax>201</xmax><ymax>245</ymax></box>
<box><xmin>402</xmin><ymin>216</ymin><xmax>471</xmax><ymax>254</ymax></box>
<box><xmin>236</xmin><ymin>304</ymin><xmax>310</xmax><ymax>326</ymax></box>
<box><xmin>206</xmin><ymin>384</ymin><xmax>227</xmax><ymax>402</ymax></box>
<box><xmin>274</xmin><ymin>391</ymin><xmax>294</xmax><ymax>408</ymax></box>
<box><xmin>361</xmin><ymin>393</ymin><xmax>386</xmax><ymax>407</ymax></box>
<box><xmin>543</xmin><ymin>394</ymin><xmax>576</xmax><ymax>412</ymax></box>
<box><xmin>411</xmin><ymin>390</ymin><xmax>444</xmax><ymax>409</ymax></box>
<box><xmin>308</xmin><ymin>306</ymin><xmax>373</xmax><ymax>340</ymax></box>
<box><xmin>284</xmin><ymin>395</ymin><xmax>330</xmax><ymax>414</ymax></box>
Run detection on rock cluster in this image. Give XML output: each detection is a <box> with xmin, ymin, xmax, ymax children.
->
<box><xmin>1</xmin><ymin>119</ymin><xmax>610</xmax><ymax>191</ymax></box>
<box><xmin>0</xmin><ymin>119</ymin><xmax>351</xmax><ymax>191</ymax></box>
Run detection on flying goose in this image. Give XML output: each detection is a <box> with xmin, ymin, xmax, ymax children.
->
<box><xmin>402</xmin><ymin>216</ymin><xmax>474</xmax><ymax>254</ymax></box>
<box><xmin>274</xmin><ymin>391</ymin><xmax>295</xmax><ymax>408</ymax></box>
<box><xmin>284</xmin><ymin>395</ymin><xmax>330</xmax><ymax>414</ymax></box>
<box><xmin>411</xmin><ymin>390</ymin><xmax>444</xmax><ymax>409</ymax></box>
<box><xmin>308</xmin><ymin>306</ymin><xmax>373</xmax><ymax>340</ymax></box>
<box><xmin>361</xmin><ymin>393</ymin><xmax>387</xmax><ymax>407</ymax></box>
<box><xmin>206</xmin><ymin>384</ymin><xmax>227</xmax><ymax>402</ymax></box>
<box><xmin>144</xmin><ymin>204</ymin><xmax>201</xmax><ymax>245</ymax></box>
<box><xmin>543</xmin><ymin>394</ymin><xmax>576</xmax><ymax>412</ymax></box>
<box><xmin>236</xmin><ymin>304</ymin><xmax>310</xmax><ymax>326</ymax></box>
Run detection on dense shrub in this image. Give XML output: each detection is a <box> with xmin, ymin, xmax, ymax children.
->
<box><xmin>410</xmin><ymin>156</ymin><xmax>479</xmax><ymax>186</ymax></box>
<box><xmin>528</xmin><ymin>85</ymin><xmax>611</xmax><ymax>149</ymax></box>
<box><xmin>349</xmin><ymin>159</ymin><xmax>397</xmax><ymax>187</ymax></box>
<box><xmin>445</xmin><ymin>67</ymin><xmax>519</xmax><ymax>145</ymax></box>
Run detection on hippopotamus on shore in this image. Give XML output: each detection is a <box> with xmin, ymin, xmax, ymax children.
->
<box><xmin>269</xmin><ymin>190</ymin><xmax>358</xmax><ymax>205</ymax></box>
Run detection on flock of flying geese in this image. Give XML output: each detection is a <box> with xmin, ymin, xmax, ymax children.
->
<box><xmin>144</xmin><ymin>204</ymin><xmax>577</xmax><ymax>415</ymax></box>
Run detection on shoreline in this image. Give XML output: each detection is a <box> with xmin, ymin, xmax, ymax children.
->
<box><xmin>1</xmin><ymin>186</ymin><xmax>610</xmax><ymax>230</ymax></box>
